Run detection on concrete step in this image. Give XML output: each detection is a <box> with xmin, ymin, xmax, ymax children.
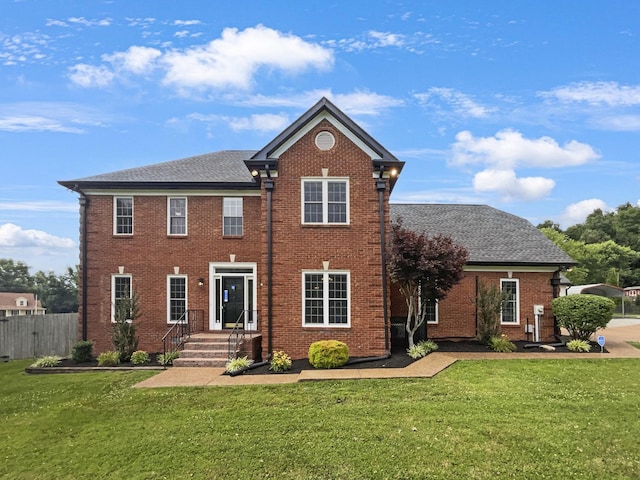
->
<box><xmin>173</xmin><ymin>357</ymin><xmax>228</xmax><ymax>368</ymax></box>
<box><xmin>179</xmin><ymin>349</ymin><xmax>228</xmax><ymax>359</ymax></box>
<box><xmin>186</xmin><ymin>341</ymin><xmax>228</xmax><ymax>350</ymax></box>
<box><xmin>188</xmin><ymin>333</ymin><xmax>230</xmax><ymax>343</ymax></box>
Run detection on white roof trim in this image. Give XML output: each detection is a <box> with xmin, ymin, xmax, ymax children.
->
<box><xmin>271</xmin><ymin>111</ymin><xmax>381</xmax><ymax>160</ymax></box>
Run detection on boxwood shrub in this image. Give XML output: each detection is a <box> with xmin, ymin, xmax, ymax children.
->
<box><xmin>308</xmin><ymin>340</ymin><xmax>349</xmax><ymax>369</ymax></box>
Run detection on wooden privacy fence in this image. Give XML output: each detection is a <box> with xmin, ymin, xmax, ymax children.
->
<box><xmin>0</xmin><ymin>313</ymin><xmax>78</xmax><ymax>360</ymax></box>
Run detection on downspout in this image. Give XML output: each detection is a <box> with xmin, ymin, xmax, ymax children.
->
<box><xmin>551</xmin><ymin>269</ymin><xmax>562</xmax><ymax>337</ymax></box>
<box><xmin>376</xmin><ymin>172</ymin><xmax>390</xmax><ymax>353</ymax></box>
<box><xmin>264</xmin><ymin>168</ymin><xmax>274</xmax><ymax>355</ymax></box>
<box><xmin>77</xmin><ymin>190</ymin><xmax>88</xmax><ymax>341</ymax></box>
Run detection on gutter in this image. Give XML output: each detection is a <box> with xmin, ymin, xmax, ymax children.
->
<box><xmin>376</xmin><ymin>173</ymin><xmax>390</xmax><ymax>353</ymax></box>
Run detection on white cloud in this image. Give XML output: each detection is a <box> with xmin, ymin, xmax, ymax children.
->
<box><xmin>237</xmin><ymin>90</ymin><xmax>403</xmax><ymax>116</ymax></box>
<box><xmin>0</xmin><ymin>102</ymin><xmax>105</xmax><ymax>133</ymax></box>
<box><xmin>559</xmin><ymin>199</ymin><xmax>611</xmax><ymax>227</ymax></box>
<box><xmin>103</xmin><ymin>46</ymin><xmax>162</xmax><ymax>74</ymax></box>
<box><xmin>68</xmin><ymin>63</ymin><xmax>115</xmax><ymax>87</ymax></box>
<box><xmin>595</xmin><ymin>115</ymin><xmax>640</xmax><ymax>131</ymax></box>
<box><xmin>325</xmin><ymin>30</ymin><xmax>406</xmax><ymax>52</ymax></box>
<box><xmin>69</xmin><ymin>25</ymin><xmax>334</xmax><ymax>92</ymax></box>
<box><xmin>540</xmin><ymin>81</ymin><xmax>640</xmax><ymax>106</ymax></box>
<box><xmin>187</xmin><ymin>112</ymin><xmax>289</xmax><ymax>133</ymax></box>
<box><xmin>174</xmin><ymin>30</ymin><xmax>189</xmax><ymax>38</ymax></box>
<box><xmin>162</xmin><ymin>25</ymin><xmax>333</xmax><ymax>91</ymax></box>
<box><xmin>173</xmin><ymin>20</ymin><xmax>202</xmax><ymax>26</ymax></box>
<box><xmin>67</xmin><ymin>17</ymin><xmax>112</xmax><ymax>27</ymax></box>
<box><xmin>0</xmin><ymin>223</ymin><xmax>75</xmax><ymax>248</ymax></box>
<box><xmin>415</xmin><ymin>87</ymin><xmax>494</xmax><ymax>118</ymax></box>
<box><xmin>450</xmin><ymin>129</ymin><xmax>600</xmax><ymax>169</ymax></box>
<box><xmin>0</xmin><ymin>201</ymin><xmax>77</xmax><ymax>212</ymax></box>
<box><xmin>46</xmin><ymin>19</ymin><xmax>68</xmax><ymax>27</ymax></box>
<box><xmin>367</xmin><ymin>31</ymin><xmax>405</xmax><ymax>47</ymax></box>
<box><xmin>473</xmin><ymin>168</ymin><xmax>555</xmax><ymax>201</ymax></box>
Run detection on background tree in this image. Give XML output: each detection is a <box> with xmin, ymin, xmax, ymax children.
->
<box><xmin>0</xmin><ymin>258</ymin><xmax>78</xmax><ymax>312</ymax></box>
<box><xmin>388</xmin><ymin>220</ymin><xmax>468</xmax><ymax>349</ymax></box>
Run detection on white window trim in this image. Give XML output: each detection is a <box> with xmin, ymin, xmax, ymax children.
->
<box><xmin>223</xmin><ymin>197</ymin><xmax>244</xmax><ymax>236</ymax></box>
<box><xmin>167</xmin><ymin>275</ymin><xmax>188</xmax><ymax>324</ymax></box>
<box><xmin>113</xmin><ymin>196</ymin><xmax>134</xmax><ymax>235</ymax></box>
<box><xmin>422</xmin><ymin>299</ymin><xmax>439</xmax><ymax>324</ymax></box>
<box><xmin>301</xmin><ymin>177</ymin><xmax>350</xmax><ymax>225</ymax></box>
<box><xmin>302</xmin><ymin>270</ymin><xmax>351</xmax><ymax>328</ymax></box>
<box><xmin>500</xmin><ymin>278</ymin><xmax>520</xmax><ymax>325</ymax></box>
<box><xmin>167</xmin><ymin>197</ymin><xmax>188</xmax><ymax>236</ymax></box>
<box><xmin>111</xmin><ymin>274</ymin><xmax>132</xmax><ymax>323</ymax></box>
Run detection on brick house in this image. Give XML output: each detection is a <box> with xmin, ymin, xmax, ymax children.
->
<box><xmin>59</xmin><ymin>98</ymin><xmax>573</xmax><ymax>362</ymax></box>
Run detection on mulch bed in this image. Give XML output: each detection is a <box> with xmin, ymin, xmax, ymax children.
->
<box><xmin>243</xmin><ymin>339</ymin><xmax>607</xmax><ymax>375</ymax></box>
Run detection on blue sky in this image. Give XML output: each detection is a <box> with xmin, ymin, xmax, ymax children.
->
<box><xmin>1</xmin><ymin>0</ymin><xmax>639</xmax><ymax>274</ymax></box>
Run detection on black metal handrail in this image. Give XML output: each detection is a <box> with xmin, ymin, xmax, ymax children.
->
<box><xmin>227</xmin><ymin>310</ymin><xmax>259</xmax><ymax>360</ymax></box>
<box><xmin>161</xmin><ymin>309</ymin><xmax>204</xmax><ymax>365</ymax></box>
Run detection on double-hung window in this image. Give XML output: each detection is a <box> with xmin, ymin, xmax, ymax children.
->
<box><xmin>114</xmin><ymin>197</ymin><xmax>133</xmax><ymax>235</ymax></box>
<box><xmin>112</xmin><ymin>274</ymin><xmax>132</xmax><ymax>322</ymax></box>
<box><xmin>303</xmin><ymin>271</ymin><xmax>350</xmax><ymax>327</ymax></box>
<box><xmin>302</xmin><ymin>178</ymin><xmax>349</xmax><ymax>224</ymax></box>
<box><xmin>167</xmin><ymin>276</ymin><xmax>187</xmax><ymax>323</ymax></box>
<box><xmin>501</xmin><ymin>279</ymin><xmax>520</xmax><ymax>324</ymax></box>
<box><xmin>223</xmin><ymin>197</ymin><xmax>243</xmax><ymax>236</ymax></box>
<box><xmin>168</xmin><ymin>197</ymin><xmax>187</xmax><ymax>235</ymax></box>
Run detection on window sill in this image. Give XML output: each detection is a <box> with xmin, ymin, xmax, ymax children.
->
<box><xmin>302</xmin><ymin>325</ymin><xmax>351</xmax><ymax>329</ymax></box>
<box><xmin>167</xmin><ymin>235</ymin><xmax>188</xmax><ymax>238</ymax></box>
<box><xmin>112</xmin><ymin>234</ymin><xmax>133</xmax><ymax>238</ymax></box>
<box><xmin>301</xmin><ymin>223</ymin><xmax>350</xmax><ymax>228</ymax></box>
<box><xmin>222</xmin><ymin>235</ymin><xmax>244</xmax><ymax>239</ymax></box>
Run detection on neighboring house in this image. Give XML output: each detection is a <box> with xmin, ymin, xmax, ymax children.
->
<box><xmin>0</xmin><ymin>292</ymin><xmax>45</xmax><ymax>317</ymax></box>
<box><xmin>624</xmin><ymin>286</ymin><xmax>640</xmax><ymax>297</ymax></box>
<box><xmin>59</xmin><ymin>97</ymin><xmax>574</xmax><ymax>360</ymax></box>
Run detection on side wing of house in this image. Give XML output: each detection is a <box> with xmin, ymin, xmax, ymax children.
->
<box><xmin>389</xmin><ymin>204</ymin><xmax>575</xmax><ymax>343</ymax></box>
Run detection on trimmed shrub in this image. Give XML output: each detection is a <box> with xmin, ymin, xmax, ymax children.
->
<box><xmin>31</xmin><ymin>356</ymin><xmax>62</xmax><ymax>368</ymax></box>
<box><xmin>225</xmin><ymin>356</ymin><xmax>253</xmax><ymax>374</ymax></box>
<box><xmin>97</xmin><ymin>351</ymin><xmax>120</xmax><ymax>367</ymax></box>
<box><xmin>269</xmin><ymin>350</ymin><xmax>292</xmax><ymax>373</ymax></box>
<box><xmin>308</xmin><ymin>340</ymin><xmax>349</xmax><ymax>369</ymax></box>
<box><xmin>407</xmin><ymin>340</ymin><xmax>439</xmax><ymax>359</ymax></box>
<box><xmin>566</xmin><ymin>339</ymin><xmax>592</xmax><ymax>352</ymax></box>
<box><xmin>552</xmin><ymin>294</ymin><xmax>616</xmax><ymax>341</ymax></box>
<box><xmin>71</xmin><ymin>340</ymin><xmax>94</xmax><ymax>363</ymax></box>
<box><xmin>489</xmin><ymin>335</ymin><xmax>516</xmax><ymax>353</ymax></box>
<box><xmin>131</xmin><ymin>350</ymin><xmax>150</xmax><ymax>365</ymax></box>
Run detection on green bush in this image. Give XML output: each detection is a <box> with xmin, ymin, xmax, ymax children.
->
<box><xmin>111</xmin><ymin>292</ymin><xmax>140</xmax><ymax>362</ymax></box>
<box><xmin>552</xmin><ymin>294</ymin><xmax>616</xmax><ymax>341</ymax></box>
<box><xmin>489</xmin><ymin>335</ymin><xmax>516</xmax><ymax>353</ymax></box>
<box><xmin>97</xmin><ymin>351</ymin><xmax>120</xmax><ymax>367</ymax></box>
<box><xmin>308</xmin><ymin>340</ymin><xmax>349</xmax><ymax>369</ymax></box>
<box><xmin>71</xmin><ymin>340</ymin><xmax>94</xmax><ymax>363</ymax></box>
<box><xmin>566</xmin><ymin>339</ymin><xmax>592</xmax><ymax>352</ymax></box>
<box><xmin>31</xmin><ymin>356</ymin><xmax>62</xmax><ymax>368</ymax></box>
<box><xmin>157</xmin><ymin>351</ymin><xmax>179</xmax><ymax>366</ymax></box>
<box><xmin>130</xmin><ymin>350</ymin><xmax>150</xmax><ymax>365</ymax></box>
<box><xmin>269</xmin><ymin>350</ymin><xmax>292</xmax><ymax>372</ymax></box>
<box><xmin>225</xmin><ymin>356</ymin><xmax>254</xmax><ymax>373</ymax></box>
<box><xmin>407</xmin><ymin>340</ymin><xmax>439</xmax><ymax>359</ymax></box>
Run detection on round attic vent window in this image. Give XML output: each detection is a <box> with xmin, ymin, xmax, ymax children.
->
<box><xmin>315</xmin><ymin>131</ymin><xmax>335</xmax><ymax>151</ymax></box>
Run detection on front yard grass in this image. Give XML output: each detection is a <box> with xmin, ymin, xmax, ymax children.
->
<box><xmin>628</xmin><ymin>341</ymin><xmax>640</xmax><ymax>350</ymax></box>
<box><xmin>1</xmin><ymin>358</ymin><xmax>639</xmax><ymax>479</ymax></box>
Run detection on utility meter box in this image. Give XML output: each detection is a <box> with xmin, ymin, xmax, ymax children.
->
<box><xmin>533</xmin><ymin>305</ymin><xmax>544</xmax><ymax>315</ymax></box>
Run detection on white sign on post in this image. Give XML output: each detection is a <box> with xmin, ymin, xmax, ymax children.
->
<box><xmin>597</xmin><ymin>335</ymin><xmax>605</xmax><ymax>353</ymax></box>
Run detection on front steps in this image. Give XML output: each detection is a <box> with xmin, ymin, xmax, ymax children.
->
<box><xmin>173</xmin><ymin>333</ymin><xmax>231</xmax><ymax>368</ymax></box>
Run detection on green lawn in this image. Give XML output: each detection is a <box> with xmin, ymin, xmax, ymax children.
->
<box><xmin>1</xmin><ymin>359</ymin><xmax>639</xmax><ymax>480</ymax></box>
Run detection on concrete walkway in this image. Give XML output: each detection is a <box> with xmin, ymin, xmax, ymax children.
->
<box><xmin>133</xmin><ymin>322</ymin><xmax>640</xmax><ymax>388</ymax></box>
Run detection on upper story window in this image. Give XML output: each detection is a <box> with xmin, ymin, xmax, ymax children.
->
<box><xmin>114</xmin><ymin>197</ymin><xmax>133</xmax><ymax>235</ymax></box>
<box><xmin>302</xmin><ymin>178</ymin><xmax>349</xmax><ymax>225</ymax></box>
<box><xmin>112</xmin><ymin>274</ymin><xmax>132</xmax><ymax>322</ymax></box>
<box><xmin>223</xmin><ymin>197</ymin><xmax>243</xmax><ymax>236</ymax></box>
<box><xmin>168</xmin><ymin>197</ymin><xmax>187</xmax><ymax>235</ymax></box>
<box><xmin>501</xmin><ymin>279</ymin><xmax>520</xmax><ymax>324</ymax></box>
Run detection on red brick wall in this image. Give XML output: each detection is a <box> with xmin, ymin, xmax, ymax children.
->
<box><xmin>262</xmin><ymin>119</ymin><xmax>389</xmax><ymax>359</ymax></box>
<box><xmin>390</xmin><ymin>270</ymin><xmax>557</xmax><ymax>342</ymax></box>
<box><xmin>82</xmin><ymin>194</ymin><xmax>261</xmax><ymax>354</ymax></box>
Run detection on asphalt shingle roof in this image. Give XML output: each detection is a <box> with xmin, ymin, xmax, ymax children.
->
<box><xmin>63</xmin><ymin>150</ymin><xmax>258</xmax><ymax>185</ymax></box>
<box><xmin>390</xmin><ymin>203</ymin><xmax>575</xmax><ymax>266</ymax></box>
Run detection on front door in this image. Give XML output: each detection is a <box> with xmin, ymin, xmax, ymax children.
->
<box><xmin>222</xmin><ymin>276</ymin><xmax>245</xmax><ymax>329</ymax></box>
